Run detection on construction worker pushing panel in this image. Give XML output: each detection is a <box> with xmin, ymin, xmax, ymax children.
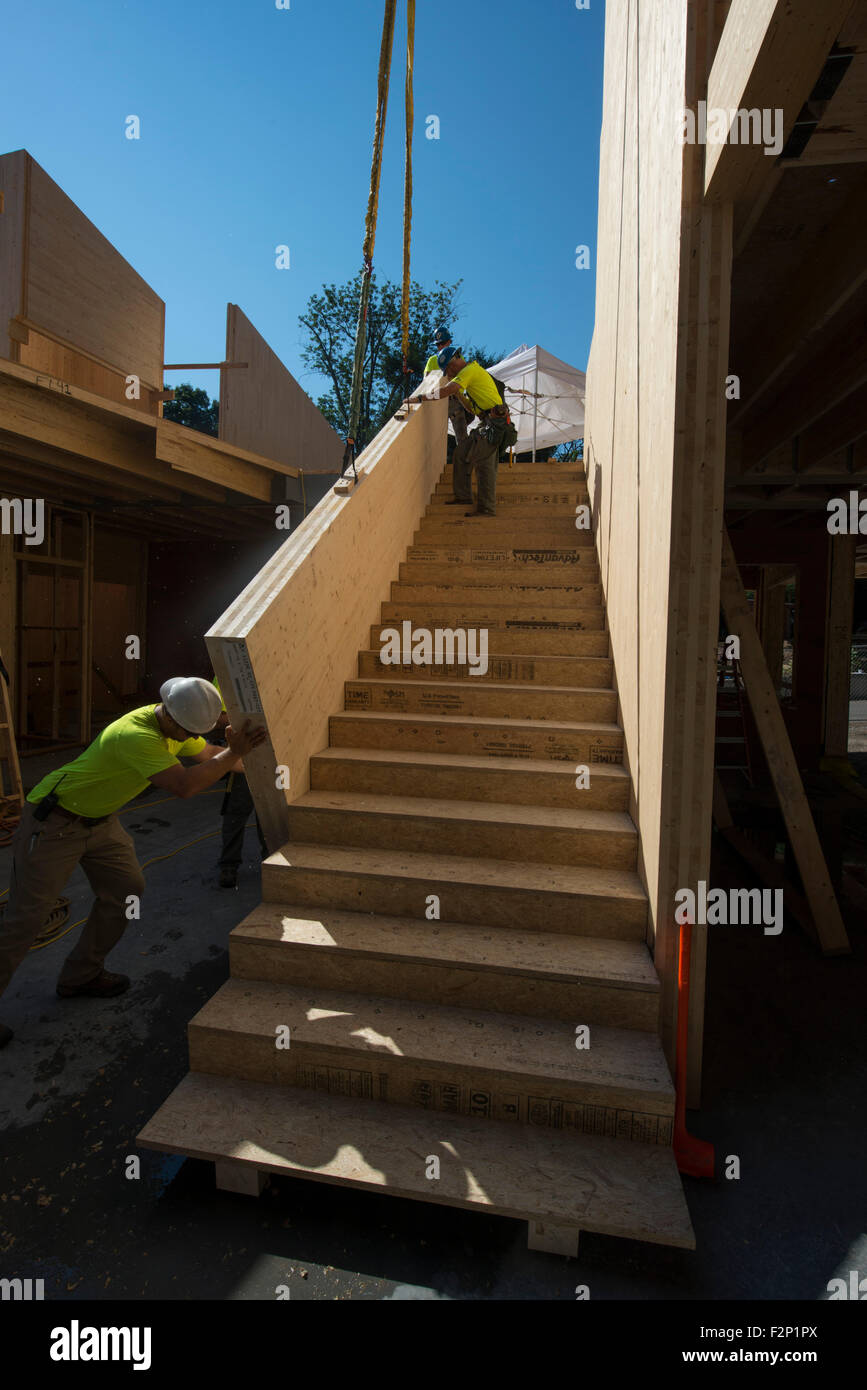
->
<box><xmin>0</xmin><ymin>677</ymin><xmax>266</xmax><ymax>1049</ymax></box>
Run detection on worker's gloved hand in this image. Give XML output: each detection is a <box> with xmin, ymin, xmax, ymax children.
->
<box><xmin>226</xmin><ymin>719</ymin><xmax>268</xmax><ymax>758</ymax></box>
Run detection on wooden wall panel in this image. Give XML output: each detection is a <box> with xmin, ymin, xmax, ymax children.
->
<box><xmin>207</xmin><ymin>399</ymin><xmax>447</xmax><ymax>852</ymax></box>
<box><xmin>585</xmin><ymin>0</ymin><xmax>732</xmax><ymax>1100</ymax></box>
<box><xmin>219</xmin><ymin>305</ymin><xmax>343</xmax><ymax>476</ymax></box>
<box><xmin>0</xmin><ymin>150</ymin><xmax>27</xmax><ymax>363</ymax></box>
<box><xmin>0</xmin><ymin>150</ymin><xmax>164</xmax><ymax>401</ymax></box>
<box><xmin>0</xmin><ymin>527</ymin><xmax>16</xmax><ymax>727</ymax></box>
<box><xmin>585</xmin><ymin>0</ymin><xmax>688</xmax><ymax>1023</ymax></box>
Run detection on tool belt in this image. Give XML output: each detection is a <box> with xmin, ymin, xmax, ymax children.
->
<box><xmin>46</xmin><ymin>804</ymin><xmax>109</xmax><ymax>828</ymax></box>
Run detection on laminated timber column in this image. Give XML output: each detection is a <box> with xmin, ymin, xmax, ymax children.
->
<box><xmin>656</xmin><ymin>0</ymin><xmax>733</xmax><ymax>1102</ymax></box>
<box><xmin>583</xmin><ymin>0</ymin><xmax>731</xmax><ymax>1103</ymax></box>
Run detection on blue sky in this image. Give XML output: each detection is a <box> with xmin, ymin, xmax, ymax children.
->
<box><xmin>1</xmin><ymin>0</ymin><xmax>604</xmax><ymax>403</ymax></box>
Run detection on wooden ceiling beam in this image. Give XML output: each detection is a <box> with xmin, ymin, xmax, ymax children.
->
<box><xmin>739</xmin><ymin>316</ymin><xmax>867</xmax><ymax>471</ymax></box>
<box><xmin>798</xmin><ymin>382</ymin><xmax>867</xmax><ymax>472</ymax></box>
<box><xmin>704</xmin><ymin>0</ymin><xmax>854</xmax><ymax>204</ymax></box>
<box><xmin>729</xmin><ymin>177</ymin><xmax>867</xmax><ymax>421</ymax></box>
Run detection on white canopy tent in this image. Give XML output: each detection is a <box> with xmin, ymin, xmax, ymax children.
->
<box><xmin>487</xmin><ymin>344</ymin><xmax>586</xmax><ymax>458</ymax></box>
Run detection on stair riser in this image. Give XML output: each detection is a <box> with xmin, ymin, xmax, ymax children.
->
<box><xmin>329</xmin><ymin>714</ymin><xmax>625</xmax><ymax>764</ymax></box>
<box><xmin>433</xmin><ymin>483</ymin><xmax>588</xmax><ymax>499</ymax></box>
<box><xmin>415</xmin><ymin>525</ymin><xmax>589</xmax><ymax>544</ymax></box>
<box><xmin>358</xmin><ymin>651</ymin><xmax>613</xmax><ymax>688</ymax></box>
<box><xmin>391</xmin><ymin>583</ymin><xmax>604</xmax><ymax>608</ymax></box>
<box><xmin>381</xmin><ymin>603</ymin><xmax>606</xmax><ymax>633</ymax></box>
<box><xmin>399</xmin><ymin>564</ymin><xmax>600</xmax><ymax>587</ymax></box>
<box><xmin>230</xmin><ymin>939</ymin><xmax>660</xmax><ymax>1030</ymax></box>
<box><xmin>442</xmin><ymin>468</ymin><xmax>586</xmax><ymax>483</ymax></box>
<box><xmin>188</xmin><ymin>1028</ymin><xmax>671</xmax><ymax>1143</ymax></box>
<box><xmin>286</xmin><ymin>806</ymin><xmax>638</xmax><ymax>870</ymax></box>
<box><xmin>371</xmin><ymin>626</ymin><xmax>610</xmax><ymax>657</ymax></box>
<box><xmin>262</xmin><ymin>863</ymin><xmax>646</xmax><ymax>939</ymax></box>
<box><xmin>311</xmin><ymin>755</ymin><xmax>631</xmax><ymax>811</ymax></box>
<box><xmin>405</xmin><ymin>545</ymin><xmax>594</xmax><ymax>565</ymax></box>
<box><xmin>345</xmin><ymin>682</ymin><xmax>617</xmax><ymax>722</ymax></box>
<box><xmin>426</xmin><ymin>504</ymin><xmax>586</xmax><ymax>521</ymax></box>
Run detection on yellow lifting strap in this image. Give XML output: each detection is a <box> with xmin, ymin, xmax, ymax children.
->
<box><xmin>401</xmin><ymin>0</ymin><xmax>416</xmax><ymax>377</ymax></box>
<box><xmin>344</xmin><ymin>0</ymin><xmax>398</xmax><ymax>477</ymax></box>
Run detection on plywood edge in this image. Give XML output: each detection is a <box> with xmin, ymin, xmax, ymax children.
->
<box><xmin>206</xmin><ymin>398</ymin><xmax>446</xmax><ymax>640</ymax></box>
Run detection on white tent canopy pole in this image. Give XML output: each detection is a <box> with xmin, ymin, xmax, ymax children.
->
<box><xmin>488</xmin><ymin>343</ymin><xmax>586</xmax><ymax>458</ymax></box>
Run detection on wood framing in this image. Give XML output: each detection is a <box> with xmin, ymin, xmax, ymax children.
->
<box><xmin>824</xmin><ymin>534</ymin><xmax>856</xmax><ymax>757</ymax></box>
<box><xmin>730</xmin><ymin>175</ymin><xmax>867</xmax><ymax>420</ymax></box>
<box><xmin>219</xmin><ymin>305</ymin><xmax>343</xmax><ymax>476</ymax></box>
<box><xmin>0</xmin><ymin>150</ymin><xmax>165</xmax><ymax>412</ymax></box>
<box><xmin>206</xmin><ymin>399</ymin><xmax>447</xmax><ymax>853</ymax></box>
<box><xmin>719</xmin><ymin>527</ymin><xmax>850</xmax><ymax>954</ymax></box>
<box><xmin>0</xmin><ymin>357</ymin><xmax>298</xmax><ymax>510</ymax></box>
<box><xmin>704</xmin><ymin>0</ymin><xmax>854</xmax><ymax>204</ymax></box>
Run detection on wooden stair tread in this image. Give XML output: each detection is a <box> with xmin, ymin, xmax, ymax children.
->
<box><xmin>137</xmin><ymin>1073</ymin><xmax>693</xmax><ymax>1248</ymax></box>
<box><xmin>348</xmin><ymin>677</ymin><xmax>615</xmax><ymax>697</ymax></box>
<box><xmin>291</xmin><ymin>789</ymin><xmax>637</xmax><ymax>838</ymax></box>
<box><xmin>189</xmin><ymin>977</ymin><xmax>673</xmax><ymax>1101</ymax></box>
<box><xmin>313</xmin><ymin>745</ymin><xmax>630</xmax><ymax>781</ymax></box>
<box><xmin>359</xmin><ymin>647</ymin><xmax>611</xmax><ymax>669</ymax></box>
<box><xmin>330</xmin><ymin>709</ymin><xmax>623</xmax><ymax>735</ymax></box>
<box><xmin>267</xmin><ymin>841</ymin><xmax>646</xmax><ymax>902</ymax></box>
<box><xmin>231</xmin><ymin>903</ymin><xmax>659</xmax><ymax>990</ymax></box>
<box><xmin>383</xmin><ymin>599</ymin><xmax>604</xmax><ymax>616</ymax></box>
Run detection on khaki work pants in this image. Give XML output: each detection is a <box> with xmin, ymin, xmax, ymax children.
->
<box><xmin>452</xmin><ymin>426</ymin><xmax>501</xmax><ymax>513</ymax></box>
<box><xmin>0</xmin><ymin>804</ymin><xmax>145</xmax><ymax>1000</ymax></box>
<box><xmin>447</xmin><ymin>395</ymin><xmax>470</xmax><ymax>447</ymax></box>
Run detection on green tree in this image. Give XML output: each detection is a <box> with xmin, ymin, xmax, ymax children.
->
<box><xmin>299</xmin><ymin>274</ymin><xmax>504</xmax><ymax>451</ymax></box>
<box><xmin>554</xmin><ymin>439</ymin><xmax>584</xmax><ymax>460</ymax></box>
<box><xmin>162</xmin><ymin>383</ymin><xmax>219</xmax><ymax>436</ymax></box>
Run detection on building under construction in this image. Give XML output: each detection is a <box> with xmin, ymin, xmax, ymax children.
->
<box><xmin>1</xmin><ymin>0</ymin><xmax>866</xmax><ymax>1263</ymax></box>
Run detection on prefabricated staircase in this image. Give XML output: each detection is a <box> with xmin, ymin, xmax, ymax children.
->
<box><xmin>139</xmin><ymin>457</ymin><xmax>694</xmax><ymax>1255</ymax></box>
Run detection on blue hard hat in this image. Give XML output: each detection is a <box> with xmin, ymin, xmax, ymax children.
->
<box><xmin>437</xmin><ymin>346</ymin><xmax>461</xmax><ymax>371</ymax></box>
<box><xmin>433</xmin><ymin>326</ymin><xmax>452</xmax><ymax>346</ymax></box>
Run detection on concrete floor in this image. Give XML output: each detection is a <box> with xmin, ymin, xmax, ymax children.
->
<box><xmin>0</xmin><ymin>752</ymin><xmax>865</xmax><ymax>1301</ymax></box>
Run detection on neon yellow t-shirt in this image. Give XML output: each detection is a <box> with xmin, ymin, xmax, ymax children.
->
<box><xmin>27</xmin><ymin>706</ymin><xmax>206</xmax><ymax>818</ymax></box>
<box><xmin>452</xmin><ymin>362</ymin><xmax>502</xmax><ymax>411</ymax></box>
<box><xmin>424</xmin><ymin>354</ymin><xmax>440</xmax><ymax>374</ymax></box>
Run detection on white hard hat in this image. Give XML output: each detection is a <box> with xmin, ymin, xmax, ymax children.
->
<box><xmin>159</xmin><ymin>677</ymin><xmax>223</xmax><ymax>734</ymax></box>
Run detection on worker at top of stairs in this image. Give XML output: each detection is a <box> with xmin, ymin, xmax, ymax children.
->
<box><xmin>0</xmin><ymin>678</ymin><xmax>266</xmax><ymax>1050</ymax></box>
<box><xmin>423</xmin><ymin>348</ymin><xmax>514</xmax><ymax>518</ymax></box>
<box><xmin>424</xmin><ymin>326</ymin><xmax>472</xmax><ymax>452</ymax></box>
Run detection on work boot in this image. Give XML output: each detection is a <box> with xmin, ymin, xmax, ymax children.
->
<box><xmin>0</xmin><ymin>1024</ymin><xmax>13</xmax><ymax>1049</ymax></box>
<box><xmin>57</xmin><ymin>971</ymin><xmax>131</xmax><ymax>999</ymax></box>
<box><xmin>219</xmin><ymin>866</ymin><xmax>238</xmax><ymax>889</ymax></box>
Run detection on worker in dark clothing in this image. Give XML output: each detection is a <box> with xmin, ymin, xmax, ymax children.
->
<box><xmin>424</xmin><ymin>327</ymin><xmax>473</xmax><ymax>449</ymax></box>
<box><xmin>218</xmin><ymin>768</ymin><xmax>267</xmax><ymax>889</ymax></box>
<box><xmin>212</xmin><ymin>681</ymin><xmax>267</xmax><ymax>888</ymax></box>
<box><xmin>426</xmin><ymin>348</ymin><xmax>511</xmax><ymax>516</ymax></box>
